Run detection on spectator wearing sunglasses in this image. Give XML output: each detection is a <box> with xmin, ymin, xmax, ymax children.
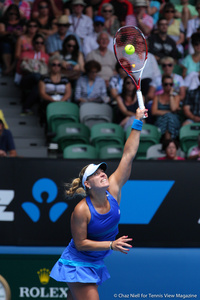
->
<box><xmin>19</xmin><ymin>33</ymin><xmax>49</xmax><ymax>115</ymax></box>
<box><xmin>39</xmin><ymin>54</ymin><xmax>72</xmax><ymax>126</ymax></box>
<box><xmin>31</xmin><ymin>0</ymin><xmax>64</xmax><ymax>20</ymax></box>
<box><xmin>15</xmin><ymin>19</ymin><xmax>39</xmax><ymax>61</ymax></box>
<box><xmin>2</xmin><ymin>0</ymin><xmax>31</xmax><ymax>20</ymax></box>
<box><xmin>0</xmin><ymin>4</ymin><xmax>26</xmax><ymax>75</ymax></box>
<box><xmin>115</xmin><ymin>75</ymin><xmax>145</xmax><ymax>130</ymax></box>
<box><xmin>163</xmin><ymin>3</ymin><xmax>185</xmax><ymax>58</ymax></box>
<box><xmin>32</xmin><ymin>0</ymin><xmax>58</xmax><ymax>39</ymax></box>
<box><xmin>181</xmin><ymin>32</ymin><xmax>200</xmax><ymax>78</ymax></box>
<box><xmin>14</xmin><ymin>19</ymin><xmax>40</xmax><ymax>85</ymax></box>
<box><xmin>46</xmin><ymin>15</ymin><xmax>81</xmax><ymax>56</ymax></box>
<box><xmin>147</xmin><ymin>56</ymin><xmax>186</xmax><ymax>103</ymax></box>
<box><xmin>57</xmin><ymin>34</ymin><xmax>85</xmax><ymax>82</ymax></box>
<box><xmin>98</xmin><ymin>0</ymin><xmax>133</xmax><ymax>27</ymax></box>
<box><xmin>100</xmin><ymin>3</ymin><xmax>120</xmax><ymax>37</ymax></box>
<box><xmin>148</xmin><ymin>17</ymin><xmax>179</xmax><ymax>64</ymax></box>
<box><xmin>126</xmin><ymin>0</ymin><xmax>154</xmax><ymax>38</ymax></box>
<box><xmin>151</xmin><ymin>75</ymin><xmax>181</xmax><ymax>140</ymax></box>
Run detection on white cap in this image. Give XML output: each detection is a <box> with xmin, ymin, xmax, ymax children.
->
<box><xmin>82</xmin><ymin>162</ymin><xmax>107</xmax><ymax>189</ymax></box>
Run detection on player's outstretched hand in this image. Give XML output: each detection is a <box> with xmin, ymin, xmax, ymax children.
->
<box><xmin>111</xmin><ymin>235</ymin><xmax>133</xmax><ymax>254</ymax></box>
<box><xmin>135</xmin><ymin>107</ymin><xmax>148</xmax><ymax>120</ymax></box>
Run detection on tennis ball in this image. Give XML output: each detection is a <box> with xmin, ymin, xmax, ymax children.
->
<box><xmin>125</xmin><ymin>44</ymin><xmax>135</xmax><ymax>55</ymax></box>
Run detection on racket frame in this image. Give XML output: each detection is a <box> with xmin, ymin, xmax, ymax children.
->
<box><xmin>113</xmin><ymin>25</ymin><xmax>148</xmax><ymax>110</ymax></box>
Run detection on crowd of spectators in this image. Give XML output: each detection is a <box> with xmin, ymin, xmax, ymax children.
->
<box><xmin>1</xmin><ymin>0</ymin><xmax>200</xmax><ymax>160</ymax></box>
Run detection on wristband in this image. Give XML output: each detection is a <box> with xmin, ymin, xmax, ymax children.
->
<box><xmin>109</xmin><ymin>241</ymin><xmax>113</xmax><ymax>250</ymax></box>
<box><xmin>131</xmin><ymin>119</ymin><xmax>143</xmax><ymax>131</ymax></box>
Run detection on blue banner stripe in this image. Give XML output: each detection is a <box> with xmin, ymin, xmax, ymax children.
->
<box><xmin>120</xmin><ymin>180</ymin><xmax>175</xmax><ymax>224</ymax></box>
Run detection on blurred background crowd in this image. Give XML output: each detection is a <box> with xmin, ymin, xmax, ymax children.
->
<box><xmin>1</xmin><ymin>0</ymin><xmax>200</xmax><ymax>161</ymax></box>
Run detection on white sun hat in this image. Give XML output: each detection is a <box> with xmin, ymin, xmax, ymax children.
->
<box><xmin>82</xmin><ymin>162</ymin><xmax>107</xmax><ymax>189</ymax></box>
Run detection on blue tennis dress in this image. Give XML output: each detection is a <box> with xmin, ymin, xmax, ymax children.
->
<box><xmin>50</xmin><ymin>191</ymin><xmax>120</xmax><ymax>285</ymax></box>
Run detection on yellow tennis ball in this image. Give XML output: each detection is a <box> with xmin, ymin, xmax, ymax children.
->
<box><xmin>125</xmin><ymin>44</ymin><xmax>135</xmax><ymax>55</ymax></box>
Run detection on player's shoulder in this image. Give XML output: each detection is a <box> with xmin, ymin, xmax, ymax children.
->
<box><xmin>74</xmin><ymin>198</ymin><xmax>89</xmax><ymax>216</ymax></box>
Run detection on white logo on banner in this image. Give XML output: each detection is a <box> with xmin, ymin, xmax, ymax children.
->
<box><xmin>0</xmin><ymin>190</ymin><xmax>14</xmax><ymax>221</ymax></box>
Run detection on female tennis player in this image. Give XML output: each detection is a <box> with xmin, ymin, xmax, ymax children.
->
<box><xmin>50</xmin><ymin>107</ymin><xmax>148</xmax><ymax>300</ymax></box>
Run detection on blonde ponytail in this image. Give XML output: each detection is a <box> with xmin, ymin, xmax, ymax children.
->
<box><xmin>65</xmin><ymin>165</ymin><xmax>89</xmax><ymax>199</ymax></box>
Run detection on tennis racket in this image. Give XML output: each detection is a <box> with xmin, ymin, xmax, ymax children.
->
<box><xmin>113</xmin><ymin>25</ymin><xmax>148</xmax><ymax>110</ymax></box>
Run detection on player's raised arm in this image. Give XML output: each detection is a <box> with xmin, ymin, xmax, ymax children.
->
<box><xmin>108</xmin><ymin>107</ymin><xmax>147</xmax><ymax>203</ymax></box>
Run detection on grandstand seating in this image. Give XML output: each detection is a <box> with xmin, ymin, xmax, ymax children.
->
<box><xmin>63</xmin><ymin>144</ymin><xmax>98</xmax><ymax>159</ymax></box>
<box><xmin>126</xmin><ymin>124</ymin><xmax>161</xmax><ymax>158</ymax></box>
<box><xmin>90</xmin><ymin>123</ymin><xmax>125</xmax><ymax>151</ymax></box>
<box><xmin>46</xmin><ymin>102</ymin><xmax>79</xmax><ymax>134</ymax></box>
<box><xmin>55</xmin><ymin>122</ymin><xmax>90</xmax><ymax>151</ymax></box>
<box><xmin>98</xmin><ymin>144</ymin><xmax>124</xmax><ymax>160</ymax></box>
<box><xmin>0</xmin><ymin>76</ymin><xmax>47</xmax><ymax>158</ymax></box>
<box><xmin>79</xmin><ymin>103</ymin><xmax>113</xmax><ymax>128</ymax></box>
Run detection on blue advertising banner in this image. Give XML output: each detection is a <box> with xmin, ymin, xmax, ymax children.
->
<box><xmin>0</xmin><ymin>158</ymin><xmax>200</xmax><ymax>247</ymax></box>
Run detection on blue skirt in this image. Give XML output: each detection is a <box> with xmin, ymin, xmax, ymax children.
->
<box><xmin>50</xmin><ymin>247</ymin><xmax>110</xmax><ymax>285</ymax></box>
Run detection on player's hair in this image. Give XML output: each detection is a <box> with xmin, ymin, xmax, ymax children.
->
<box><xmin>65</xmin><ymin>165</ymin><xmax>90</xmax><ymax>199</ymax></box>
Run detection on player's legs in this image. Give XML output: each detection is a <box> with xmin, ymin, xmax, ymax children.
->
<box><xmin>67</xmin><ymin>282</ymin><xmax>99</xmax><ymax>300</ymax></box>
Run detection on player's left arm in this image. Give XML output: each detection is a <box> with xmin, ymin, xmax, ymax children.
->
<box><xmin>108</xmin><ymin>108</ymin><xmax>147</xmax><ymax>204</ymax></box>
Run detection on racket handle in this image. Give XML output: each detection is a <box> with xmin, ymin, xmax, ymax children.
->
<box><xmin>136</xmin><ymin>90</ymin><xmax>145</xmax><ymax>110</ymax></box>
<box><xmin>136</xmin><ymin>90</ymin><xmax>147</xmax><ymax>119</ymax></box>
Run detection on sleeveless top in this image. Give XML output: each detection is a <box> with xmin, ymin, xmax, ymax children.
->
<box><xmin>65</xmin><ymin>191</ymin><xmax>120</xmax><ymax>261</ymax></box>
<box><xmin>157</xmin><ymin>101</ymin><xmax>170</xmax><ymax>111</ymax></box>
<box><xmin>117</xmin><ymin>96</ymin><xmax>138</xmax><ymax>123</ymax></box>
<box><xmin>41</xmin><ymin>75</ymin><xmax>69</xmax><ymax>96</ymax></box>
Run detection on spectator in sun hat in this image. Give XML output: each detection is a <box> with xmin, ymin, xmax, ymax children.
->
<box><xmin>82</xmin><ymin>15</ymin><xmax>113</xmax><ymax>57</ymax></box>
<box><xmin>126</xmin><ymin>0</ymin><xmax>154</xmax><ymax>38</ymax></box>
<box><xmin>46</xmin><ymin>14</ymin><xmax>81</xmax><ymax>55</ymax></box>
<box><xmin>68</xmin><ymin>0</ymin><xmax>93</xmax><ymax>46</ymax></box>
